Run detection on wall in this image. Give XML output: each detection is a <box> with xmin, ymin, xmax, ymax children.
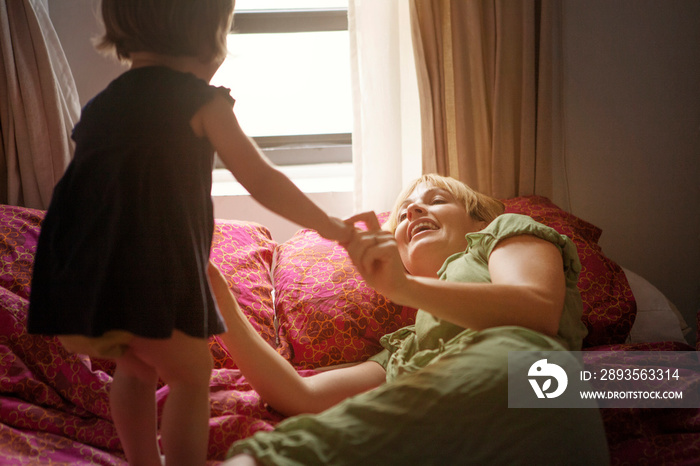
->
<box><xmin>561</xmin><ymin>0</ymin><xmax>700</xmax><ymax>345</ymax></box>
<box><xmin>48</xmin><ymin>0</ymin><xmax>126</xmax><ymax>107</ymax></box>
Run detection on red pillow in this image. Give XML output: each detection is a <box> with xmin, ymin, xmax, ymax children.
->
<box><xmin>209</xmin><ymin>220</ymin><xmax>277</xmax><ymax>368</ymax></box>
<box><xmin>504</xmin><ymin>196</ymin><xmax>636</xmax><ymax>347</ymax></box>
<box><xmin>274</xmin><ymin>216</ymin><xmax>416</xmax><ymax>369</ymax></box>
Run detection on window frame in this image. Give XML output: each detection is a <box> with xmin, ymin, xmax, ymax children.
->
<box><xmin>233</xmin><ymin>8</ymin><xmax>348</xmax><ymax>33</ymax></box>
<box><xmin>222</xmin><ymin>7</ymin><xmax>352</xmax><ymax>166</ymax></box>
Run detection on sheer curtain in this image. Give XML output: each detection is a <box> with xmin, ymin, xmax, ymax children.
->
<box><xmin>411</xmin><ymin>0</ymin><xmax>567</xmax><ymax>203</ymax></box>
<box><xmin>348</xmin><ymin>0</ymin><xmax>422</xmax><ymax>214</ymax></box>
<box><xmin>0</xmin><ymin>0</ymin><xmax>79</xmax><ymax>209</ymax></box>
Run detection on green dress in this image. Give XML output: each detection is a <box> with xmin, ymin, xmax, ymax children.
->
<box><xmin>228</xmin><ymin>214</ymin><xmax>609</xmax><ymax>465</ymax></box>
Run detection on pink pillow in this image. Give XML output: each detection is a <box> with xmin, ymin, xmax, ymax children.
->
<box><xmin>209</xmin><ymin>220</ymin><xmax>277</xmax><ymax>368</ymax></box>
<box><xmin>274</xmin><ymin>215</ymin><xmax>416</xmax><ymax>369</ymax></box>
<box><xmin>504</xmin><ymin>196</ymin><xmax>636</xmax><ymax>347</ymax></box>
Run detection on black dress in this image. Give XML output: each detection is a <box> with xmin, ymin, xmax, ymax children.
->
<box><xmin>28</xmin><ymin>66</ymin><xmax>228</xmax><ymax>339</ymax></box>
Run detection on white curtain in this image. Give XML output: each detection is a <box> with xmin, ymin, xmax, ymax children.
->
<box><xmin>0</xmin><ymin>0</ymin><xmax>79</xmax><ymax>209</ymax></box>
<box><xmin>348</xmin><ymin>0</ymin><xmax>422</xmax><ymax>214</ymax></box>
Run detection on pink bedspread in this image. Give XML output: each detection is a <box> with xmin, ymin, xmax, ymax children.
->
<box><xmin>1</xmin><ymin>291</ymin><xmax>289</xmax><ymax>465</ymax></box>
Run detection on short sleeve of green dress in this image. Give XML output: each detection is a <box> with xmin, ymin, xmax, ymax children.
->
<box><xmin>370</xmin><ymin>213</ymin><xmax>589</xmax><ymax>381</ymax></box>
<box><xmin>228</xmin><ymin>214</ymin><xmax>609</xmax><ymax>465</ymax></box>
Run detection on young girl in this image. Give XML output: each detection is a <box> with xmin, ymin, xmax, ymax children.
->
<box><xmin>27</xmin><ymin>1</ymin><xmax>351</xmax><ymax>465</ymax></box>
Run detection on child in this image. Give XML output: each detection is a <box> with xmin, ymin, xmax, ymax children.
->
<box><xmin>27</xmin><ymin>1</ymin><xmax>352</xmax><ymax>465</ymax></box>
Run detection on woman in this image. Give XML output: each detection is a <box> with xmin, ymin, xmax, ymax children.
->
<box><xmin>212</xmin><ymin>174</ymin><xmax>609</xmax><ymax>465</ymax></box>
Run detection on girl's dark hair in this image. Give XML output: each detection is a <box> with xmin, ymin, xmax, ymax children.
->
<box><xmin>96</xmin><ymin>0</ymin><xmax>235</xmax><ymax>63</ymax></box>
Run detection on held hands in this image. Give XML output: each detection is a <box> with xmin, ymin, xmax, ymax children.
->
<box><xmin>341</xmin><ymin>212</ymin><xmax>410</xmax><ymax>304</ymax></box>
<box><xmin>319</xmin><ymin>216</ymin><xmax>355</xmax><ymax>244</ymax></box>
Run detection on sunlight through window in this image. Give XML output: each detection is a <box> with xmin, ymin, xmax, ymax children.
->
<box><xmin>210</xmin><ymin>1</ymin><xmax>351</xmax><ymax>141</ymax></box>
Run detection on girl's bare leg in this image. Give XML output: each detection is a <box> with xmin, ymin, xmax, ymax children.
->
<box><xmin>129</xmin><ymin>330</ymin><xmax>213</xmax><ymax>466</ymax></box>
<box><xmin>111</xmin><ymin>352</ymin><xmax>162</xmax><ymax>466</ymax></box>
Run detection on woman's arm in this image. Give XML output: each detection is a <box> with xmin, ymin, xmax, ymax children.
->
<box><xmin>192</xmin><ymin>96</ymin><xmax>351</xmax><ymax>243</ymax></box>
<box><xmin>208</xmin><ymin>262</ymin><xmax>386</xmax><ymax>416</ymax></box>
<box><xmin>404</xmin><ymin>235</ymin><xmax>565</xmax><ymax>335</ymax></box>
<box><xmin>344</xmin><ymin>230</ymin><xmax>565</xmax><ymax>336</ymax></box>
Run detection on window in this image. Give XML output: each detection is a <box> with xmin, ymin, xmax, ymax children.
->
<box><xmin>210</xmin><ymin>0</ymin><xmax>352</xmax><ymax>166</ymax></box>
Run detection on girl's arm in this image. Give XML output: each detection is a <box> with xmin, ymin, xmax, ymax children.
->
<box><xmin>344</xmin><ymin>229</ymin><xmax>566</xmax><ymax>337</ymax></box>
<box><xmin>208</xmin><ymin>262</ymin><xmax>386</xmax><ymax>416</ymax></box>
<box><xmin>192</xmin><ymin>96</ymin><xmax>351</xmax><ymax>243</ymax></box>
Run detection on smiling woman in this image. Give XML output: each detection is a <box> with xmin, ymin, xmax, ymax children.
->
<box><xmin>385</xmin><ymin>174</ymin><xmax>505</xmax><ymax>277</ymax></box>
<box><xmin>217</xmin><ymin>174</ymin><xmax>609</xmax><ymax>465</ymax></box>
<box><xmin>393</xmin><ymin>186</ymin><xmax>489</xmax><ymax>277</ymax></box>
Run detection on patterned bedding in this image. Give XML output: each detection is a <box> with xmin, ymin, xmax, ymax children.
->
<box><xmin>1</xmin><ymin>200</ymin><xmax>698</xmax><ymax>465</ymax></box>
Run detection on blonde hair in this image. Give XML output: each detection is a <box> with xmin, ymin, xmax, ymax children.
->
<box><xmin>96</xmin><ymin>0</ymin><xmax>235</xmax><ymax>63</ymax></box>
<box><xmin>384</xmin><ymin>174</ymin><xmax>505</xmax><ymax>233</ymax></box>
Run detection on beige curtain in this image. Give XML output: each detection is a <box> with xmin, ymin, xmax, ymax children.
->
<box><xmin>0</xmin><ymin>0</ymin><xmax>79</xmax><ymax>209</ymax></box>
<box><xmin>411</xmin><ymin>0</ymin><xmax>566</xmax><ymax>202</ymax></box>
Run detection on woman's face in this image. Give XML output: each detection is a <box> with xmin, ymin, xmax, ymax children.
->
<box><xmin>394</xmin><ymin>183</ymin><xmax>486</xmax><ymax>277</ymax></box>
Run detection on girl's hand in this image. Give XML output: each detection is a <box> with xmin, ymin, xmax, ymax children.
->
<box><xmin>342</xmin><ymin>212</ymin><xmax>410</xmax><ymax>303</ymax></box>
<box><xmin>319</xmin><ymin>216</ymin><xmax>355</xmax><ymax>245</ymax></box>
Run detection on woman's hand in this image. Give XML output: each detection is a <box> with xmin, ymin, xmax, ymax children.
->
<box><xmin>207</xmin><ymin>261</ymin><xmax>238</xmax><ymax>315</ymax></box>
<box><xmin>342</xmin><ymin>212</ymin><xmax>411</xmax><ymax>304</ymax></box>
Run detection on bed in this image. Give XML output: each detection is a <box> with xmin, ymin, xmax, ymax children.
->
<box><xmin>1</xmin><ymin>196</ymin><xmax>698</xmax><ymax>465</ymax></box>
